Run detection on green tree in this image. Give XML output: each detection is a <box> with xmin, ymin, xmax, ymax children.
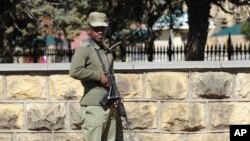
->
<box><xmin>241</xmin><ymin>18</ymin><xmax>250</xmax><ymax>40</ymax></box>
<box><xmin>1</xmin><ymin>0</ymin><xmax>185</xmax><ymax>62</ymax></box>
<box><xmin>0</xmin><ymin>0</ymin><xmax>89</xmax><ymax>62</ymax></box>
<box><xmin>0</xmin><ymin>0</ymin><xmax>21</xmax><ymax>63</ymax></box>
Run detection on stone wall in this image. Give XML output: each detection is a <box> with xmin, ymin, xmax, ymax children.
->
<box><xmin>1</xmin><ymin>62</ymin><xmax>250</xmax><ymax>141</ymax></box>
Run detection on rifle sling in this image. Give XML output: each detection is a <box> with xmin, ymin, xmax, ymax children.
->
<box><xmin>94</xmin><ymin>49</ymin><xmax>109</xmax><ymax>74</ymax></box>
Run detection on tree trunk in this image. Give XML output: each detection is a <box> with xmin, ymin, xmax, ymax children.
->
<box><xmin>2</xmin><ymin>33</ymin><xmax>14</xmax><ymax>63</ymax></box>
<box><xmin>185</xmin><ymin>1</ymin><xmax>211</xmax><ymax>61</ymax></box>
<box><xmin>146</xmin><ymin>26</ymin><xmax>157</xmax><ymax>62</ymax></box>
<box><xmin>0</xmin><ymin>28</ymin><xmax>3</xmax><ymax>63</ymax></box>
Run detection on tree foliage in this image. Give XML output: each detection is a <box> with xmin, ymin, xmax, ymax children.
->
<box><xmin>13</xmin><ymin>0</ymin><xmax>89</xmax><ymax>39</ymax></box>
<box><xmin>1</xmin><ymin>0</ymin><xmax>183</xmax><ymax>62</ymax></box>
<box><xmin>241</xmin><ymin>18</ymin><xmax>250</xmax><ymax>40</ymax></box>
<box><xmin>0</xmin><ymin>0</ymin><xmax>90</xmax><ymax>62</ymax></box>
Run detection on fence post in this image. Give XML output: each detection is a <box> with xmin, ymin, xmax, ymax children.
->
<box><xmin>168</xmin><ymin>35</ymin><xmax>172</xmax><ymax>61</ymax></box>
<box><xmin>222</xmin><ymin>44</ymin><xmax>226</xmax><ymax>61</ymax></box>
<box><xmin>68</xmin><ymin>39</ymin><xmax>72</xmax><ymax>62</ymax></box>
<box><xmin>244</xmin><ymin>44</ymin><xmax>247</xmax><ymax>60</ymax></box>
<box><xmin>249</xmin><ymin>44</ymin><xmax>250</xmax><ymax>60</ymax></box>
<box><xmin>227</xmin><ymin>32</ymin><xmax>233</xmax><ymax>60</ymax></box>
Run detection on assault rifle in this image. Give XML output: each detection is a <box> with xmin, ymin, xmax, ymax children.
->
<box><xmin>99</xmin><ymin>69</ymin><xmax>130</xmax><ymax>129</ymax></box>
<box><xmin>99</xmin><ymin>29</ymin><xmax>141</xmax><ymax>130</ymax></box>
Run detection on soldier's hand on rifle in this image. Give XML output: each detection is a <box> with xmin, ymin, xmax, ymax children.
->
<box><xmin>100</xmin><ymin>73</ymin><xmax>110</xmax><ymax>88</ymax></box>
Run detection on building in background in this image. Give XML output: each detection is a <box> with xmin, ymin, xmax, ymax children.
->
<box><xmin>207</xmin><ymin>3</ymin><xmax>250</xmax><ymax>46</ymax></box>
<box><xmin>153</xmin><ymin>11</ymin><xmax>215</xmax><ymax>48</ymax></box>
<box><xmin>153</xmin><ymin>3</ymin><xmax>250</xmax><ymax>47</ymax></box>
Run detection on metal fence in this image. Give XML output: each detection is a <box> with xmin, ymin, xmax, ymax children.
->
<box><xmin>1</xmin><ymin>43</ymin><xmax>250</xmax><ymax>63</ymax></box>
<box><xmin>126</xmin><ymin>43</ymin><xmax>250</xmax><ymax>62</ymax></box>
<box><xmin>205</xmin><ymin>44</ymin><xmax>250</xmax><ymax>61</ymax></box>
<box><xmin>10</xmin><ymin>48</ymin><xmax>73</xmax><ymax>63</ymax></box>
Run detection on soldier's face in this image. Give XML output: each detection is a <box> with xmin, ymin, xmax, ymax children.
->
<box><xmin>88</xmin><ymin>26</ymin><xmax>108</xmax><ymax>45</ymax></box>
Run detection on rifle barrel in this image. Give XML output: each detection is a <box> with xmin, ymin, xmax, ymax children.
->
<box><xmin>105</xmin><ymin>28</ymin><xmax>141</xmax><ymax>53</ymax></box>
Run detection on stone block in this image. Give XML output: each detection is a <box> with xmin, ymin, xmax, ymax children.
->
<box><xmin>0</xmin><ymin>76</ymin><xmax>3</xmax><ymax>100</ymax></box>
<box><xmin>15</xmin><ymin>133</ymin><xmax>52</xmax><ymax>141</ymax></box>
<box><xmin>115</xmin><ymin>73</ymin><xmax>143</xmax><ymax>98</ymax></box>
<box><xmin>49</xmin><ymin>75</ymin><xmax>83</xmax><ymax>100</ymax></box>
<box><xmin>124</xmin><ymin>132</ymin><xmax>184</xmax><ymax>141</ymax></box>
<box><xmin>146</xmin><ymin>72</ymin><xmax>188</xmax><ymax>100</ymax></box>
<box><xmin>69</xmin><ymin>103</ymin><xmax>81</xmax><ymax>129</ymax></box>
<box><xmin>54</xmin><ymin>133</ymin><xmax>83</xmax><ymax>141</ymax></box>
<box><xmin>161</xmin><ymin>102</ymin><xmax>206</xmax><ymax>131</ymax></box>
<box><xmin>26</xmin><ymin>103</ymin><xmax>66</xmax><ymax>131</ymax></box>
<box><xmin>187</xmin><ymin>133</ymin><xmax>229</xmax><ymax>141</ymax></box>
<box><xmin>236</xmin><ymin>73</ymin><xmax>250</xmax><ymax>98</ymax></box>
<box><xmin>0</xmin><ymin>103</ymin><xmax>23</xmax><ymax>129</ymax></box>
<box><xmin>191</xmin><ymin>72</ymin><xmax>233</xmax><ymax>99</ymax></box>
<box><xmin>124</xmin><ymin>102</ymin><xmax>157</xmax><ymax>129</ymax></box>
<box><xmin>0</xmin><ymin>133</ymin><xmax>13</xmax><ymax>141</ymax></box>
<box><xmin>6</xmin><ymin>75</ymin><xmax>46</xmax><ymax>100</ymax></box>
<box><xmin>209</xmin><ymin>102</ymin><xmax>250</xmax><ymax>129</ymax></box>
